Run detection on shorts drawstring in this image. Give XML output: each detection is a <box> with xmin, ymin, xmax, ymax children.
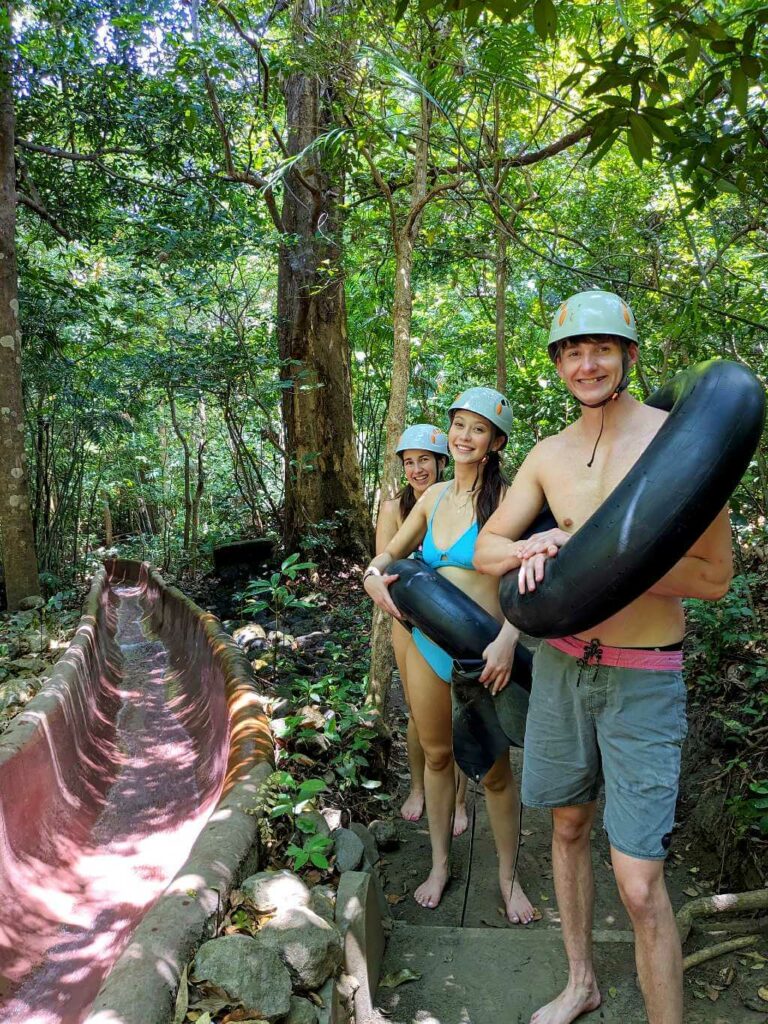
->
<box><xmin>576</xmin><ymin>638</ymin><xmax>603</xmax><ymax>686</ymax></box>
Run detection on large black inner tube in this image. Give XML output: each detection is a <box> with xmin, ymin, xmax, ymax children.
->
<box><xmin>388</xmin><ymin>558</ymin><xmax>533</xmax><ymax>688</ymax></box>
<box><xmin>499</xmin><ymin>359</ymin><xmax>766</xmax><ymax>638</ymax></box>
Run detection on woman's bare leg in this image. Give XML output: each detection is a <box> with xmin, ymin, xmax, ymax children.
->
<box><xmin>483</xmin><ymin>754</ymin><xmax>535</xmax><ymax>924</ymax></box>
<box><xmin>392</xmin><ymin>623</ymin><xmax>425</xmax><ymax>821</ymax></box>
<box><xmin>406</xmin><ymin>642</ymin><xmax>455</xmax><ymax>908</ymax></box>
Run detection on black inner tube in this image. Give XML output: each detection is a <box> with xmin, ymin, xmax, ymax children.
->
<box><xmin>499</xmin><ymin>359</ymin><xmax>766</xmax><ymax>638</ymax></box>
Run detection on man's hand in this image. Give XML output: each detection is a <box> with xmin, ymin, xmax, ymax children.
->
<box><xmin>517</xmin><ymin>528</ymin><xmax>572</xmax><ymax>560</ymax></box>
<box><xmin>518</xmin><ymin>529</ymin><xmax>571</xmax><ymax>594</ymax></box>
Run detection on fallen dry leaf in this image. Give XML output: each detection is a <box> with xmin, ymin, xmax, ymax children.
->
<box><xmin>719</xmin><ymin>966</ymin><xmax>735</xmax><ymax>987</ymax></box>
<box><xmin>703</xmin><ymin>983</ymin><xmax>721</xmax><ymax>1002</ymax></box>
<box><xmin>379</xmin><ymin>968</ymin><xmax>422</xmax><ymax>989</ymax></box>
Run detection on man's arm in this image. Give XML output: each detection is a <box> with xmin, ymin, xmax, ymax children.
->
<box><xmin>648</xmin><ymin>507</ymin><xmax>733</xmax><ymax>600</ymax></box>
<box><xmin>474</xmin><ymin>450</ymin><xmax>547</xmax><ymax>576</ymax></box>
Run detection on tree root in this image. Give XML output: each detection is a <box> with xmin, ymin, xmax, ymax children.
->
<box><xmin>682</xmin><ymin>934</ymin><xmax>758</xmax><ymax>971</ymax></box>
<box><xmin>702</xmin><ymin>915</ymin><xmax>768</xmax><ymax>936</ymax></box>
<box><xmin>676</xmin><ymin>889</ymin><xmax>768</xmax><ymax>943</ymax></box>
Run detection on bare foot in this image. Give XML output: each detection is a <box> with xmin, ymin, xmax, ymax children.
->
<box><xmin>501</xmin><ymin>875</ymin><xmax>536</xmax><ymax>925</ymax></box>
<box><xmin>400</xmin><ymin>789</ymin><xmax>425</xmax><ymax>822</ymax></box>
<box><xmin>453</xmin><ymin>801</ymin><xmax>469</xmax><ymax>837</ymax></box>
<box><xmin>414</xmin><ymin>867</ymin><xmax>449</xmax><ymax>909</ymax></box>
<box><xmin>529</xmin><ymin>982</ymin><xmax>601</xmax><ymax>1024</ymax></box>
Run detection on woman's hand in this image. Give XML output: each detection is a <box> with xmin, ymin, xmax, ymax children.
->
<box><xmin>517</xmin><ymin>528</ymin><xmax>571</xmax><ymax>594</ymax></box>
<box><xmin>479</xmin><ymin>632</ymin><xmax>517</xmax><ymax>696</ymax></box>
<box><xmin>364</xmin><ymin>572</ymin><xmax>402</xmax><ymax>619</ymax></box>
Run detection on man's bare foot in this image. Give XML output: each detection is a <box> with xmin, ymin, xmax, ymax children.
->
<box><xmin>529</xmin><ymin>982</ymin><xmax>601</xmax><ymax>1024</ymax></box>
<box><xmin>400</xmin><ymin>789</ymin><xmax>425</xmax><ymax>822</ymax></box>
<box><xmin>501</xmin><ymin>875</ymin><xmax>536</xmax><ymax>925</ymax></box>
<box><xmin>453</xmin><ymin>801</ymin><xmax>469</xmax><ymax>837</ymax></box>
<box><xmin>414</xmin><ymin>867</ymin><xmax>449</xmax><ymax>909</ymax></box>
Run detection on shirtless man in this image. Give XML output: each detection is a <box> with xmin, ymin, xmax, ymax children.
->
<box><xmin>474</xmin><ymin>290</ymin><xmax>734</xmax><ymax>1024</ymax></box>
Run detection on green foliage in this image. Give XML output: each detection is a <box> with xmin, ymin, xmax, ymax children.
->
<box><xmin>285</xmin><ymin>832</ymin><xmax>334</xmax><ymax>871</ymax></box>
<box><xmin>240</xmin><ymin>554</ymin><xmax>318</xmax><ymax>618</ymax></box>
<box><xmin>686</xmin><ymin>559</ymin><xmax>768</xmax><ymax>847</ymax></box>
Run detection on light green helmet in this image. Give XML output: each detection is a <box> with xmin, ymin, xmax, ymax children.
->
<box><xmin>548</xmin><ymin>289</ymin><xmax>638</xmax><ymax>361</ymax></box>
<box><xmin>447</xmin><ymin>386</ymin><xmax>513</xmax><ymax>442</ymax></box>
<box><xmin>396</xmin><ymin>423</ymin><xmax>449</xmax><ymax>458</ymax></box>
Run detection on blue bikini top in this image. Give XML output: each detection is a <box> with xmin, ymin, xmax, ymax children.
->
<box><xmin>421</xmin><ymin>485</ymin><xmax>478</xmax><ymax>570</ymax></box>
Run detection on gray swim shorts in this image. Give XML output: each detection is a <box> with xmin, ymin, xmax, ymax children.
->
<box><xmin>521</xmin><ymin>640</ymin><xmax>688</xmax><ymax>860</ymax></box>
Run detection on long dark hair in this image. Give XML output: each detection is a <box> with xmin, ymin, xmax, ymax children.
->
<box><xmin>397</xmin><ymin>454</ymin><xmax>446</xmax><ymax>521</ymax></box>
<box><xmin>475</xmin><ymin>443</ymin><xmax>509</xmax><ymax>529</ymax></box>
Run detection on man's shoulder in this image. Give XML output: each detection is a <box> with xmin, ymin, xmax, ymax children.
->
<box><xmin>528</xmin><ymin>426</ymin><xmax>575</xmax><ymax>460</ymax></box>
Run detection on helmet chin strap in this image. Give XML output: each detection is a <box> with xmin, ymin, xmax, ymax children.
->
<box><xmin>575</xmin><ymin>354</ymin><xmax>631</xmax><ymax>468</ymax></box>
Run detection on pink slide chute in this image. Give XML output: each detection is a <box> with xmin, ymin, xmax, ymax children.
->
<box><xmin>0</xmin><ymin>560</ymin><xmax>272</xmax><ymax>1024</ymax></box>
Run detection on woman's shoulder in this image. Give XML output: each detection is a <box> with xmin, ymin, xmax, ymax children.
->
<box><xmin>421</xmin><ymin>480</ymin><xmax>450</xmax><ymax>509</ymax></box>
<box><xmin>378</xmin><ymin>497</ymin><xmax>402</xmax><ymax>528</ymax></box>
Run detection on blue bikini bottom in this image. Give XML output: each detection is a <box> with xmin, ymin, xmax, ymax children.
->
<box><xmin>412</xmin><ymin>628</ymin><xmax>454</xmax><ymax>683</ymax></box>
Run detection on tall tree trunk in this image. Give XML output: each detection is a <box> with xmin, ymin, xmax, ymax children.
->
<box><xmin>377</xmin><ymin>96</ymin><xmax>431</xmax><ymax>505</ymax></box>
<box><xmin>277</xmin><ymin>0</ymin><xmax>371</xmax><ymax>558</ymax></box>
<box><xmin>492</xmin><ymin>88</ymin><xmax>507</xmax><ymax>393</ymax></box>
<box><xmin>367</xmin><ymin>94</ymin><xmax>432</xmax><ymax>717</ymax></box>
<box><xmin>495</xmin><ymin>227</ymin><xmax>507</xmax><ymax>393</ymax></box>
<box><xmin>168</xmin><ymin>391</ymin><xmax>192</xmax><ymax>551</ymax></box>
<box><xmin>0</xmin><ymin>9</ymin><xmax>40</xmax><ymax>609</ymax></box>
<box><xmin>102</xmin><ymin>492</ymin><xmax>113</xmax><ymax>547</ymax></box>
<box><xmin>189</xmin><ymin>400</ymin><xmax>206</xmax><ymax>578</ymax></box>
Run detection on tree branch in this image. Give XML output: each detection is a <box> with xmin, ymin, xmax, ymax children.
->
<box><xmin>16</xmin><ymin>193</ymin><xmax>73</xmax><ymax>240</ymax></box>
<box><xmin>404</xmin><ymin>178</ymin><xmax>461</xmax><ymax>237</ymax></box>
<box><xmin>16</xmin><ymin>139</ymin><xmax>146</xmax><ymax>162</ymax></box>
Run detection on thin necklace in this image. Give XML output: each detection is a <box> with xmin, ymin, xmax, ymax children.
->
<box><xmin>450</xmin><ymin>481</ymin><xmax>477</xmax><ymax>513</ymax></box>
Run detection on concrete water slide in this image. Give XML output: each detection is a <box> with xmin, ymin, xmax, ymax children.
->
<box><xmin>0</xmin><ymin>560</ymin><xmax>273</xmax><ymax>1024</ymax></box>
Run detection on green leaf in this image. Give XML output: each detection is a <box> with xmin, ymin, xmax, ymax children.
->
<box><xmin>296</xmin><ymin>816</ymin><xmax>318</xmax><ymax>834</ymax></box>
<box><xmin>741</xmin><ymin>55</ymin><xmax>762</xmax><ymax>79</ymax></box>
<box><xmin>643</xmin><ymin>113</ymin><xmax>677</xmax><ymax>143</ymax></box>
<box><xmin>298</xmin><ymin>778</ymin><xmax>328</xmax><ymax>799</ymax></box>
<box><xmin>532</xmin><ymin>0</ymin><xmax>557</xmax><ymax>40</ymax></box>
<box><xmin>628</xmin><ymin>113</ymin><xmax>654</xmax><ymax>162</ymax></box>
<box><xmin>731</xmin><ymin>67</ymin><xmax>748</xmax><ymax>115</ymax></box>
<box><xmin>305</xmin><ymin>833</ymin><xmax>333</xmax><ymax>852</ymax></box>
<box><xmin>710</xmin><ymin>39</ymin><xmax>737</xmax><ymax>54</ymax></box>
<box><xmin>685</xmin><ymin>36</ymin><xmax>701</xmax><ymax>70</ymax></box>
<box><xmin>310</xmin><ymin>851</ymin><xmax>330</xmax><ymax>869</ymax></box>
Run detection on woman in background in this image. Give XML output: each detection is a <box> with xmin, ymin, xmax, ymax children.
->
<box><xmin>376</xmin><ymin>425</ymin><xmax>468</xmax><ymax>835</ymax></box>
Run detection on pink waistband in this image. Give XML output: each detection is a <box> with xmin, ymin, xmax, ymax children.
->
<box><xmin>546</xmin><ymin>635</ymin><xmax>683</xmax><ymax>672</ymax></box>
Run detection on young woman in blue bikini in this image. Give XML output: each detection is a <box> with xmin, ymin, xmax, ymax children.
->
<box><xmin>364</xmin><ymin>389</ymin><xmax>534</xmax><ymax>922</ymax></box>
<box><xmin>376</xmin><ymin>425</ymin><xmax>469</xmax><ymax>833</ymax></box>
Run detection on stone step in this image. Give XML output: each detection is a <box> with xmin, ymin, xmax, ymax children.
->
<box><xmin>376</xmin><ymin>922</ymin><xmax>641</xmax><ymax>1023</ymax></box>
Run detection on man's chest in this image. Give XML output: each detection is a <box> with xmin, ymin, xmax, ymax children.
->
<box><xmin>539</xmin><ymin>442</ymin><xmax>646</xmax><ymax>530</ymax></box>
